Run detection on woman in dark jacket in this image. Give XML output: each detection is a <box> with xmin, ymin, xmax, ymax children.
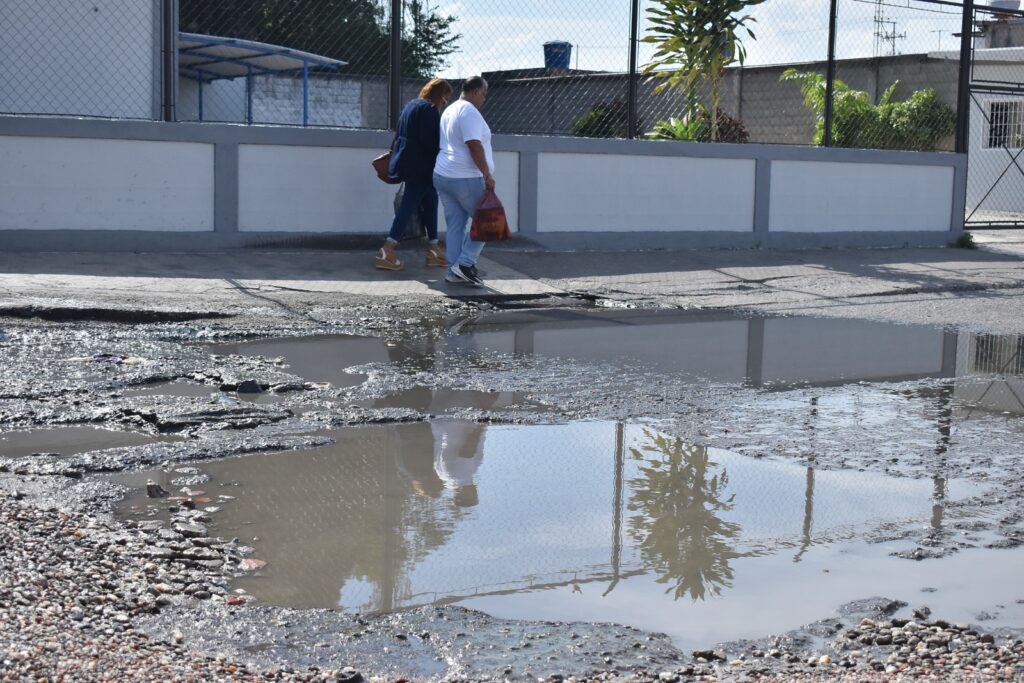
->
<box><xmin>375</xmin><ymin>78</ymin><xmax>453</xmax><ymax>271</ymax></box>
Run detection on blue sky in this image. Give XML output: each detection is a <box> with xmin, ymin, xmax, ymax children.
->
<box><xmin>436</xmin><ymin>0</ymin><xmax>966</xmax><ymax>77</ymax></box>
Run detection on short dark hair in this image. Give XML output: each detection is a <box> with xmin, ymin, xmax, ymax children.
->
<box><xmin>462</xmin><ymin>76</ymin><xmax>488</xmax><ymax>95</ymax></box>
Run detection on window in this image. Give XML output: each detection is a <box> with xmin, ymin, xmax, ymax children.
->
<box><xmin>987</xmin><ymin>100</ymin><xmax>1024</xmax><ymax>149</ymax></box>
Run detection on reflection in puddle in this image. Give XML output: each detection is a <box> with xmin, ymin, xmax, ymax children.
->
<box><xmin>0</xmin><ymin>425</ymin><xmax>167</xmax><ymax>458</ymax></box>
<box><xmin>205</xmin><ymin>335</ymin><xmax>392</xmax><ymax>389</ymax></box>
<box><xmin>209</xmin><ymin>312</ymin><xmax>1024</xmax><ymax>417</ymax></box>
<box><xmin>114</xmin><ymin>421</ymin><xmax>1015</xmax><ymax>648</ymax></box>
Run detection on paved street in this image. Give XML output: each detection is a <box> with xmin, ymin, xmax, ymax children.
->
<box><xmin>2</xmin><ymin>230</ymin><xmax>1024</xmax><ymax>332</ymax></box>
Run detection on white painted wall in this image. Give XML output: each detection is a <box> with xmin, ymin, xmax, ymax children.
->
<box><xmin>536</xmin><ymin>153</ymin><xmax>755</xmax><ymax>232</ymax></box>
<box><xmin>761</xmin><ymin>318</ymin><xmax>945</xmax><ymax>384</ymax></box>
<box><xmin>179</xmin><ymin>78</ymin><xmax>247</xmax><ymax>124</ymax></box>
<box><xmin>0</xmin><ymin>137</ymin><xmax>214</xmax><ymax>231</ymax></box>
<box><xmin>253</xmin><ymin>75</ymin><xmax>362</xmax><ymax>128</ymax></box>
<box><xmin>0</xmin><ymin>0</ymin><xmax>156</xmax><ymax>119</ymax></box>
<box><xmin>178</xmin><ymin>75</ymin><xmax>364</xmax><ymax>127</ymax></box>
<box><xmin>238</xmin><ymin>144</ymin><xmax>519</xmax><ymax>233</ymax></box>
<box><xmin>769</xmin><ymin>161</ymin><xmax>954</xmax><ymax>232</ymax></box>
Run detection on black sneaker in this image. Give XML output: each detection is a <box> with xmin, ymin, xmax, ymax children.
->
<box><xmin>451</xmin><ymin>264</ymin><xmax>483</xmax><ymax>287</ymax></box>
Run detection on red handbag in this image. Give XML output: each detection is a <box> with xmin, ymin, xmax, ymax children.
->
<box><xmin>470</xmin><ymin>189</ymin><xmax>511</xmax><ymax>242</ymax></box>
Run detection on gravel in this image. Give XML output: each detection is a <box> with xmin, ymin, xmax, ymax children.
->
<box><xmin>0</xmin><ymin>490</ymin><xmax>363</xmax><ymax>683</ymax></box>
<box><xmin>3</xmin><ymin>483</ymin><xmax>1023</xmax><ymax>682</ymax></box>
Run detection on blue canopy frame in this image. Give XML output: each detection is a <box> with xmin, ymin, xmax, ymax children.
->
<box><xmin>178</xmin><ymin>33</ymin><xmax>347</xmax><ymax>127</ymax></box>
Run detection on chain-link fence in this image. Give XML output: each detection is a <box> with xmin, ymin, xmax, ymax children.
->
<box><xmin>3</xmin><ymin>0</ymin><xmax>1021</xmax><ymax>158</ymax></box>
<box><xmin>965</xmin><ymin>3</ymin><xmax>1024</xmax><ymax>227</ymax></box>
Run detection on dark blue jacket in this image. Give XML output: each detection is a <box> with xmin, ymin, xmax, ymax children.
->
<box><xmin>388</xmin><ymin>98</ymin><xmax>441</xmax><ymax>184</ymax></box>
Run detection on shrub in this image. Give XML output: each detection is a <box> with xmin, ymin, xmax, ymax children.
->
<box><xmin>780</xmin><ymin>69</ymin><xmax>955</xmax><ymax>151</ymax></box>
<box><xmin>571</xmin><ymin>98</ymin><xmax>630</xmax><ymax>138</ymax></box>
<box><xmin>646</xmin><ymin>108</ymin><xmax>749</xmax><ymax>143</ymax></box>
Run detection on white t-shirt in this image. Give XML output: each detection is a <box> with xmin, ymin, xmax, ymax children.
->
<box><xmin>434</xmin><ymin>99</ymin><xmax>494</xmax><ymax>179</ymax></box>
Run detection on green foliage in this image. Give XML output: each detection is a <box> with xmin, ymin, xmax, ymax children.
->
<box><xmin>647</xmin><ymin>108</ymin><xmax>749</xmax><ymax>143</ymax></box>
<box><xmin>780</xmin><ymin>69</ymin><xmax>956</xmax><ymax>151</ymax></box>
<box><xmin>642</xmin><ymin>0</ymin><xmax>765</xmax><ymax>140</ymax></box>
<box><xmin>400</xmin><ymin>0</ymin><xmax>461</xmax><ymax>78</ymax></box>
<box><xmin>179</xmin><ymin>0</ymin><xmax>460</xmax><ymax>77</ymax></box>
<box><xmin>571</xmin><ymin>98</ymin><xmax>631</xmax><ymax>138</ymax></box>
<box><xmin>953</xmin><ymin>232</ymin><xmax>977</xmax><ymax>249</ymax></box>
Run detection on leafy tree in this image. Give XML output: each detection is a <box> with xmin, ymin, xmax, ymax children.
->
<box><xmin>780</xmin><ymin>69</ymin><xmax>956</xmax><ymax>151</ymax></box>
<box><xmin>642</xmin><ymin>0</ymin><xmax>765</xmax><ymax>141</ymax></box>
<box><xmin>179</xmin><ymin>0</ymin><xmax>460</xmax><ymax>77</ymax></box>
<box><xmin>401</xmin><ymin>0</ymin><xmax>461</xmax><ymax>78</ymax></box>
<box><xmin>647</xmin><ymin>108</ymin><xmax>749</xmax><ymax>143</ymax></box>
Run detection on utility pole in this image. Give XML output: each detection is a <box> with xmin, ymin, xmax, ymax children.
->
<box><xmin>873</xmin><ymin>0</ymin><xmax>906</xmax><ymax>57</ymax></box>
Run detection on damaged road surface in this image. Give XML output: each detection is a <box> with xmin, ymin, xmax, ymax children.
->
<box><xmin>3</xmin><ymin>301</ymin><xmax>1024</xmax><ymax>682</ymax></box>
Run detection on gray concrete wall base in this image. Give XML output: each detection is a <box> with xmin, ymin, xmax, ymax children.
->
<box><xmin>0</xmin><ymin>230</ymin><xmax>383</xmax><ymax>252</ymax></box>
<box><xmin>764</xmin><ymin>231</ymin><xmax>960</xmax><ymax>250</ymax></box>
<box><xmin>494</xmin><ymin>230</ymin><xmax>961</xmax><ymax>252</ymax></box>
<box><xmin>0</xmin><ymin>229</ymin><xmax>964</xmax><ymax>253</ymax></box>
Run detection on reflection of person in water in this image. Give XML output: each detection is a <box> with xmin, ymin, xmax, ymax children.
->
<box><xmin>393</xmin><ymin>422</ymin><xmax>444</xmax><ymax>498</ymax></box>
<box><xmin>432</xmin><ymin>419</ymin><xmax>485</xmax><ymax>507</ymax></box>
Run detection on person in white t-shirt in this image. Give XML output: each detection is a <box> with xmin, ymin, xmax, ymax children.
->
<box><xmin>432</xmin><ymin>76</ymin><xmax>494</xmax><ymax>288</ymax></box>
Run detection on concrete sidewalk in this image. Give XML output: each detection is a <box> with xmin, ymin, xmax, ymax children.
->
<box><xmin>2</xmin><ymin>233</ymin><xmax>1024</xmax><ymax>332</ymax></box>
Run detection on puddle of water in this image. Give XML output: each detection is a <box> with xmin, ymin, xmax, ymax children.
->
<box><xmin>0</xmin><ymin>426</ymin><xmax>167</xmax><ymax>458</ymax></box>
<box><xmin>211</xmin><ymin>313</ymin><xmax>1024</xmax><ymax>411</ymax></box>
<box><xmin>456</xmin><ymin>309</ymin><xmax>965</xmax><ymax>388</ymax></box>
<box><xmin>205</xmin><ymin>335</ymin><xmax>394</xmax><ymax>389</ymax></box>
<box><xmin>114</xmin><ymin>421</ymin><xmax>1022</xmax><ymax>649</ymax></box>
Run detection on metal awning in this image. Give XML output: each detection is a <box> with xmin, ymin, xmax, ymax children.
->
<box><xmin>177</xmin><ymin>33</ymin><xmax>347</xmax><ymax>127</ymax></box>
<box><xmin>178</xmin><ymin>32</ymin><xmax>346</xmax><ymax>82</ymax></box>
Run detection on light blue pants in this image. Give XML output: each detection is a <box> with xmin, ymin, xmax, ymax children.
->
<box><xmin>433</xmin><ymin>173</ymin><xmax>486</xmax><ymax>268</ymax></box>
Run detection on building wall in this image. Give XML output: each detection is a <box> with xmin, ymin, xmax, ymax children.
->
<box><xmin>983</xmin><ymin>19</ymin><xmax>1024</xmax><ymax>49</ymax></box>
<box><xmin>0</xmin><ymin>0</ymin><xmax>158</xmax><ymax>119</ymax></box>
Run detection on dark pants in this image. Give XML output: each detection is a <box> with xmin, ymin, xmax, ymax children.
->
<box><xmin>388</xmin><ymin>179</ymin><xmax>439</xmax><ymax>242</ymax></box>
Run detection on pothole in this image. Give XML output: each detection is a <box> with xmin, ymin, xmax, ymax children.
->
<box><xmin>109</xmin><ymin>420</ymin><xmax>1023</xmax><ymax>651</ymax></box>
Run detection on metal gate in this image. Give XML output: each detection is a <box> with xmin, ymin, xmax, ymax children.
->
<box><xmin>965</xmin><ymin>2</ymin><xmax>1024</xmax><ymax>228</ymax></box>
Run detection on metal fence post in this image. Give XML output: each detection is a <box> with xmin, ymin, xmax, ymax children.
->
<box><xmin>389</xmin><ymin>0</ymin><xmax>402</xmax><ymax>131</ymax></box>
<box><xmin>161</xmin><ymin>0</ymin><xmax>178</xmax><ymax>122</ymax></box>
<box><xmin>626</xmin><ymin>0</ymin><xmax>640</xmax><ymax>139</ymax></box>
<box><xmin>955</xmin><ymin>0</ymin><xmax>974</xmax><ymax>154</ymax></box>
<box><xmin>823</xmin><ymin>0</ymin><xmax>838</xmax><ymax>147</ymax></box>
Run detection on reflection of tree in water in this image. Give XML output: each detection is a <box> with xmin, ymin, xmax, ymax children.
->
<box><xmin>626</xmin><ymin>429</ymin><xmax>742</xmax><ymax>601</ymax></box>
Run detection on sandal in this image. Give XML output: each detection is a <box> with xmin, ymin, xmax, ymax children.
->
<box><xmin>425</xmin><ymin>242</ymin><xmax>447</xmax><ymax>268</ymax></box>
<box><xmin>374</xmin><ymin>242</ymin><xmax>404</xmax><ymax>271</ymax></box>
